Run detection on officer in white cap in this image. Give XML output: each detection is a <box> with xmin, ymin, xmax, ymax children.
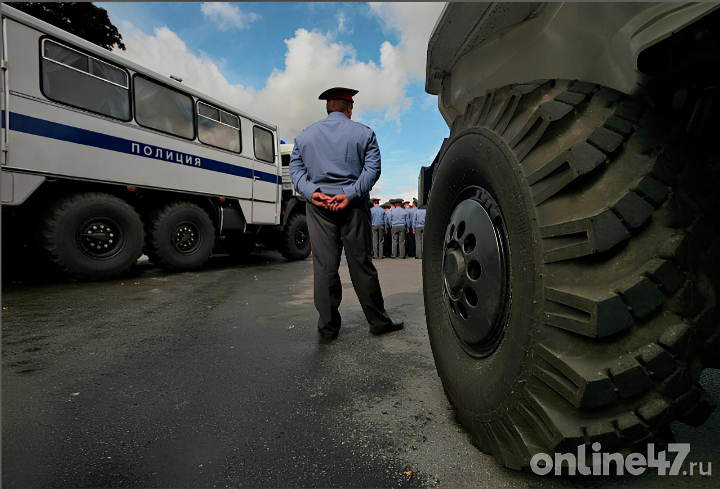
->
<box><xmin>289</xmin><ymin>87</ymin><xmax>403</xmax><ymax>340</ymax></box>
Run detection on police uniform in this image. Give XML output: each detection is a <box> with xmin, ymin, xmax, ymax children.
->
<box><xmin>370</xmin><ymin>198</ymin><xmax>385</xmax><ymax>259</ymax></box>
<box><xmin>382</xmin><ymin>203</ymin><xmax>392</xmax><ymax>257</ymax></box>
<box><xmin>289</xmin><ymin>87</ymin><xmax>402</xmax><ymax>338</ymax></box>
<box><xmin>388</xmin><ymin>199</ymin><xmax>409</xmax><ymax>258</ymax></box>
<box><xmin>407</xmin><ymin>200</ymin><xmax>418</xmax><ymax>258</ymax></box>
<box><xmin>413</xmin><ymin>207</ymin><xmax>426</xmax><ymax>259</ymax></box>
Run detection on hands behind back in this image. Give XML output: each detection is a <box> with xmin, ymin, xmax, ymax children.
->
<box><xmin>328</xmin><ymin>194</ymin><xmax>350</xmax><ymax>212</ymax></box>
<box><xmin>311</xmin><ymin>192</ymin><xmax>350</xmax><ymax>212</ymax></box>
<box><xmin>311</xmin><ymin>192</ymin><xmax>332</xmax><ymax>208</ymax></box>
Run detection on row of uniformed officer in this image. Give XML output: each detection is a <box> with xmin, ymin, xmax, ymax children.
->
<box><xmin>372</xmin><ymin>199</ymin><xmax>427</xmax><ymax>259</ymax></box>
<box><xmin>289</xmin><ymin>87</ymin><xmax>403</xmax><ymax>340</ymax></box>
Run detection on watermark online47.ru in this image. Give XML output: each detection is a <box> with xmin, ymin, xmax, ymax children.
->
<box><xmin>531</xmin><ymin>443</ymin><xmax>712</xmax><ymax>476</ymax></box>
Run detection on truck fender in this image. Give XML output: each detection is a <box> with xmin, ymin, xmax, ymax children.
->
<box><xmin>282</xmin><ymin>197</ymin><xmax>305</xmax><ymax>228</ymax></box>
<box><xmin>1</xmin><ymin>171</ymin><xmax>45</xmax><ymax>205</ymax></box>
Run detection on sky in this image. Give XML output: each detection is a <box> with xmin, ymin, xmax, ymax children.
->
<box><xmin>98</xmin><ymin>2</ymin><xmax>449</xmax><ymax>204</ymax></box>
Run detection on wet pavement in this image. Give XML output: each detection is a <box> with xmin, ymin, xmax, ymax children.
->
<box><xmin>2</xmin><ymin>251</ymin><xmax>719</xmax><ymax>488</ymax></box>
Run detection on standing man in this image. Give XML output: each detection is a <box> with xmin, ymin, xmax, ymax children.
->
<box><xmin>406</xmin><ymin>199</ymin><xmax>418</xmax><ymax>258</ymax></box>
<box><xmin>370</xmin><ymin>197</ymin><xmax>385</xmax><ymax>259</ymax></box>
<box><xmin>414</xmin><ymin>205</ymin><xmax>426</xmax><ymax>259</ymax></box>
<box><xmin>382</xmin><ymin>202</ymin><xmax>392</xmax><ymax>258</ymax></box>
<box><xmin>389</xmin><ymin>199</ymin><xmax>408</xmax><ymax>258</ymax></box>
<box><xmin>289</xmin><ymin>87</ymin><xmax>403</xmax><ymax>340</ymax></box>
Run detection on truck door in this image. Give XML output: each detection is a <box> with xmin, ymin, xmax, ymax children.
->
<box><xmin>251</xmin><ymin>124</ymin><xmax>279</xmax><ymax>224</ymax></box>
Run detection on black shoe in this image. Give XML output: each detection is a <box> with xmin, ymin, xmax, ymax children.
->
<box><xmin>370</xmin><ymin>319</ymin><xmax>404</xmax><ymax>336</ymax></box>
<box><xmin>318</xmin><ymin>318</ymin><xmax>339</xmax><ymax>340</ymax></box>
<box><xmin>318</xmin><ymin>330</ymin><xmax>339</xmax><ymax>341</ymax></box>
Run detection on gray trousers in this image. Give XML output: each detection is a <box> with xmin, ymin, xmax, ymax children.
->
<box><xmin>307</xmin><ymin>199</ymin><xmax>393</xmax><ymax>334</ymax></box>
<box><xmin>391</xmin><ymin>225</ymin><xmax>406</xmax><ymax>258</ymax></box>
<box><xmin>415</xmin><ymin>226</ymin><xmax>424</xmax><ymax>259</ymax></box>
<box><xmin>371</xmin><ymin>225</ymin><xmax>384</xmax><ymax>259</ymax></box>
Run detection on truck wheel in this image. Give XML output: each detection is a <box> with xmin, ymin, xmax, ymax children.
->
<box><xmin>279</xmin><ymin>212</ymin><xmax>311</xmax><ymax>260</ymax></box>
<box><xmin>424</xmin><ymin>79</ymin><xmax>718</xmax><ymax>469</ymax></box>
<box><xmin>38</xmin><ymin>192</ymin><xmax>144</xmax><ymax>280</ymax></box>
<box><xmin>144</xmin><ymin>201</ymin><xmax>216</xmax><ymax>272</ymax></box>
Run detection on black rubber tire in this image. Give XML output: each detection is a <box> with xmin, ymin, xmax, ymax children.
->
<box><xmin>424</xmin><ymin>79</ymin><xmax>719</xmax><ymax>470</ymax></box>
<box><xmin>37</xmin><ymin>192</ymin><xmax>144</xmax><ymax>280</ymax></box>
<box><xmin>279</xmin><ymin>212</ymin><xmax>311</xmax><ymax>261</ymax></box>
<box><xmin>144</xmin><ymin>201</ymin><xmax>216</xmax><ymax>272</ymax></box>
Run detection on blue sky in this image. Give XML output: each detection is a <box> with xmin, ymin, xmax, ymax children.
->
<box><xmin>98</xmin><ymin>2</ymin><xmax>449</xmax><ymax>203</ymax></box>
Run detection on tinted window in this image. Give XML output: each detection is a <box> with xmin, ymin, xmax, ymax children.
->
<box><xmin>41</xmin><ymin>39</ymin><xmax>130</xmax><ymax>120</ymax></box>
<box><xmin>197</xmin><ymin>101</ymin><xmax>241</xmax><ymax>153</ymax></box>
<box><xmin>253</xmin><ymin>126</ymin><xmax>275</xmax><ymax>163</ymax></box>
<box><xmin>134</xmin><ymin>76</ymin><xmax>195</xmax><ymax>140</ymax></box>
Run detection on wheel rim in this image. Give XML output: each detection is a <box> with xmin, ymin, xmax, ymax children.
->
<box><xmin>295</xmin><ymin>226</ymin><xmax>308</xmax><ymax>249</ymax></box>
<box><xmin>76</xmin><ymin>217</ymin><xmax>124</xmax><ymax>259</ymax></box>
<box><xmin>173</xmin><ymin>222</ymin><xmax>201</xmax><ymax>254</ymax></box>
<box><xmin>442</xmin><ymin>186</ymin><xmax>510</xmax><ymax>358</ymax></box>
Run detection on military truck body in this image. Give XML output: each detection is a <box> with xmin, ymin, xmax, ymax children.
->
<box><xmin>420</xmin><ymin>2</ymin><xmax>719</xmax><ymax>470</ymax></box>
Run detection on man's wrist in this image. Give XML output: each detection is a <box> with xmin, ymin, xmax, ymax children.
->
<box><xmin>342</xmin><ymin>186</ymin><xmax>358</xmax><ymax>203</ymax></box>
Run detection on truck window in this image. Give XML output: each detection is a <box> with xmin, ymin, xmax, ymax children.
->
<box><xmin>253</xmin><ymin>126</ymin><xmax>274</xmax><ymax>163</ymax></box>
<box><xmin>134</xmin><ymin>75</ymin><xmax>195</xmax><ymax>140</ymax></box>
<box><xmin>40</xmin><ymin>39</ymin><xmax>130</xmax><ymax>121</ymax></box>
<box><xmin>197</xmin><ymin>101</ymin><xmax>241</xmax><ymax>153</ymax></box>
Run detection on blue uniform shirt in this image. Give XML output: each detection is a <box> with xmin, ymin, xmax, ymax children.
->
<box><xmin>289</xmin><ymin>112</ymin><xmax>381</xmax><ymax>202</ymax></box>
<box><xmin>388</xmin><ymin>207</ymin><xmax>409</xmax><ymax>228</ymax></box>
<box><xmin>370</xmin><ymin>205</ymin><xmax>386</xmax><ymax>227</ymax></box>
<box><xmin>414</xmin><ymin>209</ymin><xmax>426</xmax><ymax>228</ymax></box>
<box><xmin>384</xmin><ymin>210</ymin><xmax>391</xmax><ymax>231</ymax></box>
<box><xmin>407</xmin><ymin>207</ymin><xmax>418</xmax><ymax>231</ymax></box>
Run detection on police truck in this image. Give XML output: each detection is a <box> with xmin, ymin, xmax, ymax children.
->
<box><xmin>0</xmin><ymin>4</ymin><xmax>310</xmax><ymax>280</ymax></box>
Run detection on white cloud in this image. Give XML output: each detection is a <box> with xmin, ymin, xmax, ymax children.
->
<box><xmin>112</xmin><ymin>3</ymin><xmax>444</xmax><ymax>143</ymax></box>
<box><xmin>335</xmin><ymin>12</ymin><xmax>353</xmax><ymax>35</ymax></box>
<box><xmin>368</xmin><ymin>3</ymin><xmax>445</xmax><ymax>79</ymax></box>
<box><xmin>201</xmin><ymin>3</ymin><xmax>260</xmax><ymax>31</ymax></box>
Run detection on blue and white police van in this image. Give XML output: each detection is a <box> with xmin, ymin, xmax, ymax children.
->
<box><xmin>0</xmin><ymin>4</ymin><xmax>310</xmax><ymax>279</ymax></box>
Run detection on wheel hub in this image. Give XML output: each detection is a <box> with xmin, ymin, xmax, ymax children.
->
<box><xmin>77</xmin><ymin>219</ymin><xmax>123</xmax><ymax>259</ymax></box>
<box><xmin>295</xmin><ymin>228</ymin><xmax>307</xmax><ymax>248</ymax></box>
<box><xmin>443</xmin><ymin>248</ymin><xmax>466</xmax><ymax>295</ymax></box>
<box><xmin>174</xmin><ymin>222</ymin><xmax>200</xmax><ymax>253</ymax></box>
<box><xmin>443</xmin><ymin>188</ymin><xmax>510</xmax><ymax>357</ymax></box>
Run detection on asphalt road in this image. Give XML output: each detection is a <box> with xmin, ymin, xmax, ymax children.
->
<box><xmin>2</xmin><ymin>251</ymin><xmax>719</xmax><ymax>488</ymax></box>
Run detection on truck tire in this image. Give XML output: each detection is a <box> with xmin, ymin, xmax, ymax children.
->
<box><xmin>38</xmin><ymin>192</ymin><xmax>144</xmax><ymax>280</ymax></box>
<box><xmin>279</xmin><ymin>212</ymin><xmax>311</xmax><ymax>260</ymax></box>
<box><xmin>424</xmin><ymin>79</ymin><xmax>719</xmax><ymax>469</ymax></box>
<box><xmin>144</xmin><ymin>201</ymin><xmax>216</xmax><ymax>272</ymax></box>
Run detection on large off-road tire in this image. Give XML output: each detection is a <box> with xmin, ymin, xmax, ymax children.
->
<box><xmin>144</xmin><ymin>201</ymin><xmax>216</xmax><ymax>272</ymax></box>
<box><xmin>424</xmin><ymin>79</ymin><xmax>719</xmax><ymax>469</ymax></box>
<box><xmin>38</xmin><ymin>192</ymin><xmax>144</xmax><ymax>280</ymax></box>
<box><xmin>279</xmin><ymin>212</ymin><xmax>311</xmax><ymax>260</ymax></box>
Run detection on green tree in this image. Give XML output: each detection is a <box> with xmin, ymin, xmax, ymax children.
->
<box><xmin>11</xmin><ymin>2</ymin><xmax>125</xmax><ymax>51</ymax></box>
